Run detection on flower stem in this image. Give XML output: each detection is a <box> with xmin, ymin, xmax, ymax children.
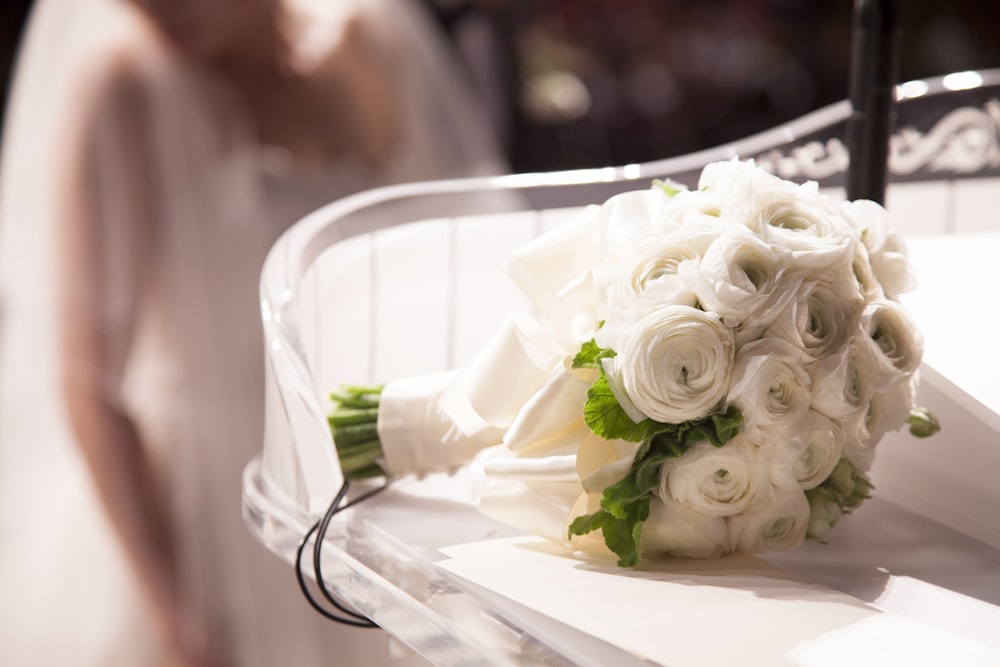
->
<box><xmin>328</xmin><ymin>385</ymin><xmax>386</xmax><ymax>479</ymax></box>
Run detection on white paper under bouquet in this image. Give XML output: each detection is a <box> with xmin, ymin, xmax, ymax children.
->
<box><xmin>328</xmin><ymin>159</ymin><xmax>939</xmax><ymax>567</ymax></box>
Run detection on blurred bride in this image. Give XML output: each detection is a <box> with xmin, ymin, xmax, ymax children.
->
<box><xmin>0</xmin><ymin>0</ymin><xmax>503</xmax><ymax>666</ymax></box>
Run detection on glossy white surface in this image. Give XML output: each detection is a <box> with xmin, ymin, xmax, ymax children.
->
<box><xmin>246</xmin><ymin>72</ymin><xmax>1000</xmax><ymax>665</ymax></box>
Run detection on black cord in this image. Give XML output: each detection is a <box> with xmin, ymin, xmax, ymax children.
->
<box><xmin>294</xmin><ymin>477</ymin><xmax>390</xmax><ymax>627</ymax></box>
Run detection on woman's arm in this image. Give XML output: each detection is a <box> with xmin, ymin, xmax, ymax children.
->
<box><xmin>56</xmin><ymin>51</ymin><xmax>218</xmax><ymax>667</ymax></box>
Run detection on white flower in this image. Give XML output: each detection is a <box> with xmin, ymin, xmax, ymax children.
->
<box><xmin>596</xmin><ymin>227</ymin><xmax>711</xmax><ymax>321</ymax></box>
<box><xmin>810</xmin><ymin>329</ymin><xmax>879</xmax><ymax>421</ymax></box>
<box><xmin>727</xmin><ymin>336</ymin><xmax>812</xmax><ymax>440</ymax></box>
<box><xmin>768</xmin><ymin>410</ymin><xmax>844</xmax><ymax>491</ymax></box>
<box><xmin>454</xmin><ymin>159</ymin><xmax>932</xmax><ymax>565</ymax></box>
<box><xmin>641</xmin><ymin>492</ymin><xmax>731</xmax><ymax>559</ymax></box>
<box><xmin>699</xmin><ymin>159</ymin><xmax>855</xmax><ymax>266</ymax></box>
<box><xmin>841</xmin><ymin>199</ymin><xmax>917</xmax><ymax>299</ymax></box>
<box><xmin>728</xmin><ymin>488</ymin><xmax>810</xmax><ymax>553</ymax></box>
<box><xmin>662</xmin><ymin>438</ymin><xmax>769</xmax><ymax>518</ymax></box>
<box><xmin>850</xmin><ymin>241</ymin><xmax>885</xmax><ymax>302</ymax></box>
<box><xmin>603</xmin><ymin>305</ymin><xmax>735</xmax><ymax>424</ymax></box>
<box><xmin>591</xmin><ymin>189</ymin><xmax>690</xmax><ymax>269</ymax></box>
<box><xmin>751</xmin><ymin>183</ymin><xmax>855</xmax><ymax>265</ymax></box>
<box><xmin>855</xmin><ymin>374</ymin><xmax>917</xmax><ymax>452</ymax></box>
<box><xmin>768</xmin><ymin>276</ymin><xmax>861</xmax><ymax>364</ymax></box>
<box><xmin>681</xmin><ymin>226</ymin><xmax>802</xmax><ymax>345</ymax></box>
<box><xmin>860</xmin><ymin>299</ymin><xmax>924</xmax><ymax>380</ymax></box>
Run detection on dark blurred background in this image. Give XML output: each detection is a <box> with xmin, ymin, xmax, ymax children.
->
<box><xmin>3</xmin><ymin>0</ymin><xmax>1000</xmax><ymax>173</ymax></box>
<box><xmin>431</xmin><ymin>0</ymin><xmax>1000</xmax><ymax>172</ymax></box>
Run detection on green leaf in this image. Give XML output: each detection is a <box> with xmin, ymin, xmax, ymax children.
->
<box><xmin>568</xmin><ymin>499</ymin><xmax>649</xmax><ymax>568</ymax></box>
<box><xmin>652</xmin><ymin>179</ymin><xmax>683</xmax><ymax>198</ymax></box>
<box><xmin>675</xmin><ymin>404</ymin><xmax>744</xmax><ymax>447</ymax></box>
<box><xmin>572</xmin><ymin>338</ymin><xmax>616</xmax><ymax>369</ymax></box>
<box><xmin>583</xmin><ymin>373</ymin><xmax>666</xmax><ymax>443</ymax></box>
<box><xmin>598</xmin><ymin>442</ymin><xmax>664</xmax><ymax>517</ymax></box>
<box><xmin>570</xmin><ymin>406</ymin><xmax>743</xmax><ymax>567</ymax></box>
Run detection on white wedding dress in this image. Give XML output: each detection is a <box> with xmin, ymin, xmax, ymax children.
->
<box><xmin>0</xmin><ymin>0</ymin><xmax>502</xmax><ymax>665</ymax></box>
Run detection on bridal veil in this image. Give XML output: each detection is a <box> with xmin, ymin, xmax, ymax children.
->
<box><xmin>0</xmin><ymin>0</ymin><xmax>502</xmax><ymax>665</ymax></box>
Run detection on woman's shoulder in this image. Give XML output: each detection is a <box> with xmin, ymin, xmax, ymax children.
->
<box><xmin>282</xmin><ymin>0</ymin><xmax>408</xmax><ymax>71</ymax></box>
<box><xmin>72</xmin><ymin>5</ymin><xmax>175</xmax><ymax>124</ymax></box>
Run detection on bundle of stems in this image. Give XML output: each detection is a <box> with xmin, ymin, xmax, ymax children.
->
<box><xmin>327</xmin><ymin>385</ymin><xmax>386</xmax><ymax>479</ymax></box>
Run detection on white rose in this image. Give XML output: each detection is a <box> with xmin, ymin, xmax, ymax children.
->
<box><xmin>767</xmin><ymin>276</ymin><xmax>861</xmax><ymax>364</ymax></box>
<box><xmin>860</xmin><ymin>299</ymin><xmax>924</xmax><ymax>380</ymax></box>
<box><xmin>728</xmin><ymin>487</ymin><xmax>810</xmax><ymax>553</ymax></box>
<box><xmin>727</xmin><ymin>336</ymin><xmax>812</xmax><ymax>440</ymax></box>
<box><xmin>768</xmin><ymin>410</ymin><xmax>844</xmax><ymax>491</ymax></box>
<box><xmin>841</xmin><ymin>199</ymin><xmax>916</xmax><ymax>299</ymax></box>
<box><xmin>641</xmin><ymin>492</ymin><xmax>731</xmax><ymax>559</ymax></box>
<box><xmin>604</xmin><ymin>305</ymin><xmax>735</xmax><ymax>424</ymax></box>
<box><xmin>682</xmin><ymin>226</ymin><xmax>802</xmax><ymax>345</ymax></box>
<box><xmin>663</xmin><ymin>439</ymin><xmax>769</xmax><ymax>518</ymax></box>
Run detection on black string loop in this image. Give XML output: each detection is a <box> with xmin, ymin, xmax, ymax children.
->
<box><xmin>294</xmin><ymin>477</ymin><xmax>389</xmax><ymax>627</ymax></box>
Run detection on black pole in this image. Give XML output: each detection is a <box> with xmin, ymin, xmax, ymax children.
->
<box><xmin>845</xmin><ymin>0</ymin><xmax>901</xmax><ymax>204</ymax></box>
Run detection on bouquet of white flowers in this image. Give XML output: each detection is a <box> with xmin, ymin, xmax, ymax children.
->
<box><xmin>328</xmin><ymin>159</ymin><xmax>938</xmax><ymax>567</ymax></box>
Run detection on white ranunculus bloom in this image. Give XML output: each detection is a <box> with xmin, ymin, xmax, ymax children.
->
<box><xmin>682</xmin><ymin>226</ymin><xmax>802</xmax><ymax>344</ymax></box>
<box><xmin>768</xmin><ymin>410</ymin><xmax>844</xmax><ymax>491</ymax></box>
<box><xmin>698</xmin><ymin>157</ymin><xmax>779</xmax><ymax>209</ymax></box>
<box><xmin>767</xmin><ymin>276</ymin><xmax>861</xmax><ymax>364</ymax></box>
<box><xmin>663</xmin><ymin>438</ymin><xmax>769</xmax><ymax>518</ymax></box>
<box><xmin>760</xmin><ymin>213</ymin><xmax>850</xmax><ymax>267</ymax></box>
<box><xmin>728</xmin><ymin>487</ymin><xmax>810</xmax><ymax>553</ymax></box>
<box><xmin>591</xmin><ymin>189</ymin><xmax>684</xmax><ymax>266</ymax></box>
<box><xmin>841</xmin><ymin>198</ymin><xmax>917</xmax><ymax>299</ymax></box>
<box><xmin>641</xmin><ymin>492</ymin><xmax>731</xmax><ymax>559</ymax></box>
<box><xmin>839</xmin><ymin>411</ymin><xmax>874</xmax><ymax>474</ymax></box>
<box><xmin>860</xmin><ymin>299</ymin><xmax>924</xmax><ymax>380</ymax></box>
<box><xmin>856</xmin><ymin>374</ymin><xmax>917</xmax><ymax>450</ymax></box>
<box><xmin>810</xmin><ymin>329</ymin><xmax>879</xmax><ymax>421</ymax></box>
<box><xmin>597</xmin><ymin>228</ymin><xmax>713</xmax><ymax>318</ymax></box>
<box><xmin>850</xmin><ymin>241</ymin><xmax>885</xmax><ymax>302</ymax></box>
<box><xmin>699</xmin><ymin>159</ymin><xmax>855</xmax><ymax>265</ymax></box>
<box><xmin>751</xmin><ymin>184</ymin><xmax>856</xmax><ymax>263</ymax></box>
<box><xmin>604</xmin><ymin>305</ymin><xmax>735</xmax><ymax>424</ymax></box>
<box><xmin>727</xmin><ymin>336</ymin><xmax>812</xmax><ymax>440</ymax></box>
